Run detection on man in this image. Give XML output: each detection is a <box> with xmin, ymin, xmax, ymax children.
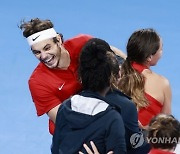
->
<box><xmin>20</xmin><ymin>18</ymin><xmax>126</xmax><ymax>135</ymax></box>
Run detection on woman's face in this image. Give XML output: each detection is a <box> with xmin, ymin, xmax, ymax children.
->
<box><xmin>150</xmin><ymin>39</ymin><xmax>163</xmax><ymax>66</ymax></box>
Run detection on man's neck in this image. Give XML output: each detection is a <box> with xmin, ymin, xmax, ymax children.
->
<box><xmin>57</xmin><ymin>47</ymin><xmax>70</xmax><ymax>70</ymax></box>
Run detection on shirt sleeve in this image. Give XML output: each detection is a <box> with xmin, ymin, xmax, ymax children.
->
<box><xmin>29</xmin><ymin>78</ymin><xmax>61</xmax><ymax>116</ymax></box>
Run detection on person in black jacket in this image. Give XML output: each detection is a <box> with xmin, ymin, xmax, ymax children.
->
<box><xmin>80</xmin><ymin>40</ymin><xmax>151</xmax><ymax>154</ymax></box>
<box><xmin>51</xmin><ymin>38</ymin><xmax>126</xmax><ymax>154</ymax></box>
<box><xmin>106</xmin><ymin>91</ymin><xmax>151</xmax><ymax>154</ymax></box>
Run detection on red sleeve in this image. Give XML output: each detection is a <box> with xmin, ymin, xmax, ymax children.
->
<box><xmin>28</xmin><ymin>78</ymin><xmax>61</xmax><ymax>116</ymax></box>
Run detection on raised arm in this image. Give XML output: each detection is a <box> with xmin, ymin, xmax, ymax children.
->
<box><xmin>110</xmin><ymin>46</ymin><xmax>127</xmax><ymax>59</ymax></box>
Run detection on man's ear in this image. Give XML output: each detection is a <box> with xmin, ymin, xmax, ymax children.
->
<box><xmin>56</xmin><ymin>34</ymin><xmax>63</xmax><ymax>44</ymax></box>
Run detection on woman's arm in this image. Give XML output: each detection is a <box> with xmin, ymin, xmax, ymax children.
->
<box><xmin>161</xmin><ymin>78</ymin><xmax>172</xmax><ymax>114</ymax></box>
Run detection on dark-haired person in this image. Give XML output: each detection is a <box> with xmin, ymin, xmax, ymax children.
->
<box><xmin>119</xmin><ymin>28</ymin><xmax>172</xmax><ymax>129</ymax></box>
<box><xmin>78</xmin><ymin>41</ymin><xmax>151</xmax><ymax>153</ymax></box>
<box><xmin>19</xmin><ymin>18</ymin><xmax>126</xmax><ymax>135</ymax></box>
<box><xmin>51</xmin><ymin>38</ymin><xmax>126</xmax><ymax>154</ymax></box>
<box><xmin>147</xmin><ymin>114</ymin><xmax>180</xmax><ymax>154</ymax></box>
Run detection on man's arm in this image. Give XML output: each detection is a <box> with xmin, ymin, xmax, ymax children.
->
<box><xmin>47</xmin><ymin>104</ymin><xmax>61</xmax><ymax>123</ymax></box>
<box><xmin>110</xmin><ymin>46</ymin><xmax>127</xmax><ymax>59</ymax></box>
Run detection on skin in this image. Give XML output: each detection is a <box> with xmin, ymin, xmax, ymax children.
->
<box><xmin>31</xmin><ymin>35</ymin><xmax>70</xmax><ymax>70</ymax></box>
<box><xmin>110</xmin><ymin>46</ymin><xmax>127</xmax><ymax>59</ymax></box>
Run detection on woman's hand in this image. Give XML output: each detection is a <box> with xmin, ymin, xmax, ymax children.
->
<box><xmin>79</xmin><ymin>141</ymin><xmax>113</xmax><ymax>154</ymax></box>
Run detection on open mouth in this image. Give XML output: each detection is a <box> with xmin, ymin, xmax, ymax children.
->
<box><xmin>44</xmin><ymin>56</ymin><xmax>55</xmax><ymax>64</ymax></box>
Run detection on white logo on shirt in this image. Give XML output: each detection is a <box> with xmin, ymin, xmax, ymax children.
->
<box><xmin>58</xmin><ymin>83</ymin><xmax>65</xmax><ymax>90</ymax></box>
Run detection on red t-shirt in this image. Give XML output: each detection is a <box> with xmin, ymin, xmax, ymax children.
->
<box><xmin>28</xmin><ymin>34</ymin><xmax>92</xmax><ymax>134</ymax></box>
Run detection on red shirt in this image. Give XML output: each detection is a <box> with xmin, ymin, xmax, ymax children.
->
<box><xmin>131</xmin><ymin>62</ymin><xmax>163</xmax><ymax>126</ymax></box>
<box><xmin>28</xmin><ymin>34</ymin><xmax>92</xmax><ymax>134</ymax></box>
<box><xmin>139</xmin><ymin>93</ymin><xmax>163</xmax><ymax>126</ymax></box>
<box><xmin>149</xmin><ymin>148</ymin><xmax>175</xmax><ymax>154</ymax></box>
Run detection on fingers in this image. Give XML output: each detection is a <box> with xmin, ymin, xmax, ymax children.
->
<box><xmin>83</xmin><ymin>143</ymin><xmax>93</xmax><ymax>154</ymax></box>
<box><xmin>80</xmin><ymin>141</ymin><xmax>99</xmax><ymax>154</ymax></box>
<box><xmin>107</xmin><ymin>151</ymin><xmax>113</xmax><ymax>154</ymax></box>
<box><xmin>90</xmin><ymin>141</ymin><xmax>99</xmax><ymax>154</ymax></box>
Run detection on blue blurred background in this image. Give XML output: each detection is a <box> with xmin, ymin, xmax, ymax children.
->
<box><xmin>0</xmin><ymin>1</ymin><xmax>179</xmax><ymax>153</ymax></box>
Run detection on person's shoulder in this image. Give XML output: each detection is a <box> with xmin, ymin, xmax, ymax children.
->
<box><xmin>106</xmin><ymin>107</ymin><xmax>123</xmax><ymax>120</ymax></box>
<box><xmin>145</xmin><ymin>69</ymin><xmax>170</xmax><ymax>87</ymax></box>
<box><xmin>153</xmin><ymin>72</ymin><xmax>170</xmax><ymax>88</ymax></box>
<box><xmin>29</xmin><ymin>63</ymin><xmax>44</xmax><ymax>78</ymax></box>
<box><xmin>107</xmin><ymin>89</ymin><xmax>132</xmax><ymax>103</ymax></box>
<box><xmin>64</xmin><ymin>34</ymin><xmax>93</xmax><ymax>57</ymax></box>
<box><xmin>64</xmin><ymin>34</ymin><xmax>93</xmax><ymax>49</ymax></box>
<box><xmin>58</xmin><ymin>98</ymin><xmax>71</xmax><ymax>113</ymax></box>
<box><xmin>74</xmin><ymin>34</ymin><xmax>93</xmax><ymax>39</ymax></box>
<box><xmin>29</xmin><ymin>63</ymin><xmax>50</xmax><ymax>84</ymax></box>
<box><xmin>65</xmin><ymin>34</ymin><xmax>93</xmax><ymax>43</ymax></box>
<box><xmin>107</xmin><ymin>90</ymin><xmax>137</xmax><ymax>112</ymax></box>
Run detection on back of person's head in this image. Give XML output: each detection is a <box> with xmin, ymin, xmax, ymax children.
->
<box><xmin>148</xmin><ymin>114</ymin><xmax>180</xmax><ymax>150</ymax></box>
<box><xmin>127</xmin><ymin>28</ymin><xmax>160</xmax><ymax>63</ymax></box>
<box><xmin>118</xmin><ymin>28</ymin><xmax>161</xmax><ymax>109</ymax></box>
<box><xmin>79</xmin><ymin>38</ymin><xmax>116</xmax><ymax>93</ymax></box>
<box><xmin>107</xmin><ymin>52</ymin><xmax>121</xmax><ymax>89</ymax></box>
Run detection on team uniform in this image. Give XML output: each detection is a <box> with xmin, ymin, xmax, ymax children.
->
<box><xmin>51</xmin><ymin>90</ymin><xmax>126</xmax><ymax>154</ymax></box>
<box><xmin>131</xmin><ymin>62</ymin><xmax>163</xmax><ymax>126</ymax></box>
<box><xmin>28</xmin><ymin>34</ymin><xmax>92</xmax><ymax>134</ymax></box>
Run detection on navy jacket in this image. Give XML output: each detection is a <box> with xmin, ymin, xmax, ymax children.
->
<box><xmin>51</xmin><ymin>91</ymin><xmax>126</xmax><ymax>154</ymax></box>
<box><xmin>106</xmin><ymin>89</ymin><xmax>151</xmax><ymax>154</ymax></box>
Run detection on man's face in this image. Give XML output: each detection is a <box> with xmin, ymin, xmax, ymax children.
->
<box><xmin>31</xmin><ymin>38</ymin><xmax>61</xmax><ymax>69</ymax></box>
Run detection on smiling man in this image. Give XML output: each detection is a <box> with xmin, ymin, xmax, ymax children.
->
<box><xmin>19</xmin><ymin>18</ymin><xmax>126</xmax><ymax>135</ymax></box>
<box><xmin>20</xmin><ymin>18</ymin><xmax>93</xmax><ymax>135</ymax></box>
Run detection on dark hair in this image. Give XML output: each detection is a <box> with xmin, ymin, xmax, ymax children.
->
<box><xmin>19</xmin><ymin>18</ymin><xmax>63</xmax><ymax>43</ymax></box>
<box><xmin>79</xmin><ymin>38</ymin><xmax>114</xmax><ymax>92</ymax></box>
<box><xmin>127</xmin><ymin>28</ymin><xmax>160</xmax><ymax>63</ymax></box>
<box><xmin>148</xmin><ymin>114</ymin><xmax>180</xmax><ymax>150</ymax></box>
<box><xmin>119</xmin><ymin>28</ymin><xmax>161</xmax><ymax>109</ymax></box>
<box><xmin>108</xmin><ymin>53</ymin><xmax>121</xmax><ymax>89</ymax></box>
